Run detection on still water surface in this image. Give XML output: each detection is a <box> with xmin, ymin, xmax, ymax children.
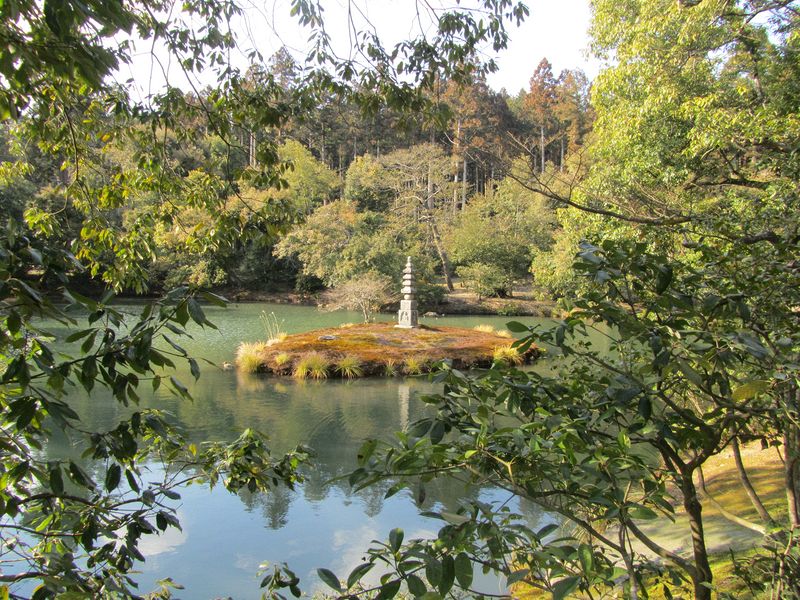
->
<box><xmin>46</xmin><ymin>303</ymin><xmax>564</xmax><ymax>598</ymax></box>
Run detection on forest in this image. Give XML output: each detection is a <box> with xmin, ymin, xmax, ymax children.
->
<box><xmin>1</xmin><ymin>0</ymin><xmax>799</xmax><ymax>599</ymax></box>
<box><xmin>0</xmin><ymin>49</ymin><xmax>590</xmax><ymax>307</ymax></box>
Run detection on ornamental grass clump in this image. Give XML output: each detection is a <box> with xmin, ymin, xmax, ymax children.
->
<box><xmin>473</xmin><ymin>324</ymin><xmax>496</xmax><ymax>334</ymax></box>
<box><xmin>293</xmin><ymin>352</ymin><xmax>330</xmax><ymax>379</ymax></box>
<box><xmin>492</xmin><ymin>345</ymin><xmax>524</xmax><ymax>366</ymax></box>
<box><xmin>403</xmin><ymin>356</ymin><xmax>426</xmax><ymax>375</ymax></box>
<box><xmin>336</xmin><ymin>355</ymin><xmax>364</xmax><ymax>378</ymax></box>
<box><xmin>235</xmin><ymin>342</ymin><xmax>268</xmax><ymax>373</ymax></box>
<box><xmin>383</xmin><ymin>359</ymin><xmax>399</xmax><ymax>377</ymax></box>
<box><xmin>273</xmin><ymin>353</ymin><xmax>292</xmax><ymax>367</ymax></box>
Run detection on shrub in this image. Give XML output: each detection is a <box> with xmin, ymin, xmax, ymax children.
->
<box><xmin>336</xmin><ymin>355</ymin><xmax>364</xmax><ymax>378</ymax></box>
<box><xmin>294</xmin><ymin>273</ymin><xmax>325</xmax><ymax>296</ymax></box>
<box><xmin>496</xmin><ymin>302</ymin><xmax>522</xmax><ymax>316</ymax></box>
<box><xmin>293</xmin><ymin>352</ymin><xmax>330</xmax><ymax>379</ymax></box>
<box><xmin>456</xmin><ymin>263</ymin><xmax>511</xmax><ymax>299</ymax></box>
<box><xmin>320</xmin><ymin>273</ymin><xmax>395</xmax><ymax>322</ymax></box>
<box><xmin>235</xmin><ymin>342</ymin><xmax>267</xmax><ymax>373</ymax></box>
<box><xmin>417</xmin><ymin>282</ymin><xmax>446</xmax><ymax>309</ymax></box>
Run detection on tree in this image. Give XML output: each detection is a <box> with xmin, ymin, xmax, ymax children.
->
<box><xmin>274</xmin><ymin>200</ymin><xmax>437</xmax><ymax>288</ymax></box>
<box><xmin>524</xmin><ymin>58</ymin><xmax>558</xmax><ymax>173</ymax></box>
<box><xmin>275</xmin><ymin>139</ymin><xmax>340</xmax><ymax>213</ymax></box>
<box><xmin>378</xmin><ymin>143</ymin><xmax>458</xmax><ymax>289</ymax></box>
<box><xmin>0</xmin><ymin>0</ymin><xmax>531</xmax><ymax>596</ymax></box>
<box><xmin>299</xmin><ymin>2</ymin><xmax>800</xmax><ymax>599</ymax></box>
<box><xmin>321</xmin><ymin>273</ymin><xmax>395</xmax><ymax>322</ymax></box>
<box><xmin>446</xmin><ymin>165</ymin><xmax>556</xmax><ymax>297</ymax></box>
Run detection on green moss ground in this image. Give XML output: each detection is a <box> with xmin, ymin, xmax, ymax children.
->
<box><xmin>235</xmin><ymin>322</ymin><xmax>539</xmax><ymax>377</ymax></box>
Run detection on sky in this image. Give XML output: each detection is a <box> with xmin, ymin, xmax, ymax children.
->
<box><xmin>123</xmin><ymin>0</ymin><xmax>600</xmax><ymax>101</ymax></box>
<box><xmin>486</xmin><ymin>0</ymin><xmax>600</xmax><ymax>92</ymax></box>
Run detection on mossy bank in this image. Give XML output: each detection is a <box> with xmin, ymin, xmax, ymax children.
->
<box><xmin>235</xmin><ymin>322</ymin><xmax>540</xmax><ymax>378</ymax></box>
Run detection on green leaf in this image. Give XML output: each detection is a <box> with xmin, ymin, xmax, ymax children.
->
<box><xmin>188</xmin><ymin>357</ymin><xmax>200</xmax><ymax>381</ymax></box>
<box><xmin>578</xmin><ymin>544</ymin><xmax>593</xmax><ymax>575</ymax></box>
<box><xmin>454</xmin><ymin>552</ymin><xmax>473</xmax><ymax>589</ymax></box>
<box><xmin>655</xmin><ymin>264</ymin><xmax>673</xmax><ymax>294</ymax></box>
<box><xmin>629</xmin><ymin>505</ymin><xmax>659</xmax><ymax>520</ymax></box>
<box><xmin>407</xmin><ymin>573</ymin><xmax>427</xmax><ymax>596</ymax></box>
<box><xmin>200</xmin><ymin>290</ymin><xmax>229</xmax><ymax>307</ymax></box>
<box><xmin>438</xmin><ymin>555</ymin><xmax>454</xmax><ymax>596</ymax></box>
<box><xmin>425</xmin><ymin>556</ymin><xmax>442</xmax><ymax>586</ymax></box>
<box><xmin>316</xmin><ymin>568</ymin><xmax>342</xmax><ymax>592</ymax></box>
<box><xmin>389</xmin><ymin>527</ymin><xmax>404</xmax><ymax>552</ymax></box>
<box><xmin>347</xmin><ymin>562</ymin><xmax>373</xmax><ymax>589</ymax></box>
<box><xmin>638</xmin><ymin>396</ymin><xmax>652</xmax><ymax>420</ymax></box>
<box><xmin>376</xmin><ymin>579</ymin><xmax>401</xmax><ymax>599</ymax></box>
<box><xmin>506</xmin><ymin>569</ymin><xmax>530</xmax><ymax>584</ymax></box>
<box><xmin>552</xmin><ymin>575</ymin><xmax>581</xmax><ymax>600</ymax></box>
<box><xmin>187</xmin><ymin>298</ymin><xmax>207</xmax><ymax>327</ymax></box>
<box><xmin>537</xmin><ymin>523</ymin><xmax>559</xmax><ymax>539</ymax></box>
<box><xmin>105</xmin><ymin>464</ymin><xmax>122</xmax><ymax>491</ymax></box>
<box><xmin>732</xmin><ymin>380</ymin><xmax>769</xmax><ymax>402</ymax></box>
<box><xmin>676</xmin><ymin>358</ymin><xmax>704</xmax><ymax>388</ymax></box>
<box><xmin>49</xmin><ymin>465</ymin><xmax>64</xmax><ymax>495</ymax></box>
<box><xmin>505</xmin><ymin>321</ymin><xmax>529</xmax><ymax>333</ymax></box>
<box><xmin>65</xmin><ymin>328</ymin><xmax>95</xmax><ymax>343</ymax></box>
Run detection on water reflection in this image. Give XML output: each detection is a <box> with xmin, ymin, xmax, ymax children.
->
<box><xmin>39</xmin><ymin>303</ymin><xmax>570</xmax><ymax>598</ymax></box>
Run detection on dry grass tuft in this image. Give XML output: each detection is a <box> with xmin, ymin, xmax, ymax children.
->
<box><xmin>294</xmin><ymin>352</ymin><xmax>330</xmax><ymax>379</ymax></box>
<box><xmin>336</xmin><ymin>355</ymin><xmax>364</xmax><ymax>378</ymax></box>
<box><xmin>273</xmin><ymin>352</ymin><xmax>292</xmax><ymax>367</ymax></box>
<box><xmin>473</xmin><ymin>324</ymin><xmax>496</xmax><ymax>334</ymax></box>
<box><xmin>403</xmin><ymin>356</ymin><xmax>426</xmax><ymax>375</ymax></box>
<box><xmin>383</xmin><ymin>358</ymin><xmax>399</xmax><ymax>376</ymax></box>
<box><xmin>236</xmin><ymin>342</ymin><xmax>269</xmax><ymax>373</ymax></box>
<box><xmin>493</xmin><ymin>345</ymin><xmax>524</xmax><ymax>366</ymax></box>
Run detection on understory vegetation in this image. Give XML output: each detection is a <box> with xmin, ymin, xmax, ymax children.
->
<box><xmin>1</xmin><ymin>0</ymin><xmax>799</xmax><ymax>599</ymax></box>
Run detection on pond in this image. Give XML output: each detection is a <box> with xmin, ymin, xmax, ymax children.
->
<box><xmin>38</xmin><ymin>303</ymin><xmax>575</xmax><ymax>599</ymax></box>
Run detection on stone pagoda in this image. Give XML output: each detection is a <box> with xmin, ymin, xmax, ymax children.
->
<box><xmin>396</xmin><ymin>256</ymin><xmax>419</xmax><ymax>328</ymax></box>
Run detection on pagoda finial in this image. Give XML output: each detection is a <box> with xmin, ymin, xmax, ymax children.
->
<box><xmin>396</xmin><ymin>256</ymin><xmax>419</xmax><ymax>328</ymax></box>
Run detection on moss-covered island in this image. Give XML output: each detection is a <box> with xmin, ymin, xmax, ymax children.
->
<box><xmin>235</xmin><ymin>322</ymin><xmax>540</xmax><ymax>378</ymax></box>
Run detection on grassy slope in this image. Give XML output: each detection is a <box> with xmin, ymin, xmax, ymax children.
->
<box><xmin>514</xmin><ymin>444</ymin><xmax>785</xmax><ymax>598</ymax></box>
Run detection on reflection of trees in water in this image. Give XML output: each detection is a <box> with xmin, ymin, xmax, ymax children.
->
<box><xmin>236</xmin><ymin>482</ymin><xmax>293</xmax><ymax>530</ymax></box>
<box><xmin>51</xmin><ymin>368</ymin><xmax>547</xmax><ymax>537</ymax></box>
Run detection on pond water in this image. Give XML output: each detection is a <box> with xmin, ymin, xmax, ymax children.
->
<box><xmin>38</xmin><ymin>303</ymin><xmax>575</xmax><ymax>599</ymax></box>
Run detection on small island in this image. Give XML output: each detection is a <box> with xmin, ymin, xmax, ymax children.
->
<box><xmin>235</xmin><ymin>258</ymin><xmax>539</xmax><ymax>378</ymax></box>
<box><xmin>235</xmin><ymin>321</ymin><xmax>539</xmax><ymax>378</ymax></box>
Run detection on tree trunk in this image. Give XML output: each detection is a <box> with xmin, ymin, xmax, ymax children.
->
<box><xmin>785</xmin><ymin>423</ymin><xmax>800</xmax><ymax>528</ymax></box>
<box><xmin>461</xmin><ymin>157</ymin><xmax>467</xmax><ymax>208</ymax></box>
<box><xmin>732</xmin><ymin>437</ymin><xmax>775</xmax><ymax>526</ymax></box>
<box><xmin>427</xmin><ymin>164</ymin><xmax>435</xmax><ymax>211</ymax></box>
<box><xmin>429</xmin><ymin>218</ymin><xmax>454</xmax><ymax>291</ymax></box>
<box><xmin>681</xmin><ymin>467</ymin><xmax>713</xmax><ymax>600</ymax></box>
<box><xmin>249</xmin><ymin>131</ymin><xmax>256</xmax><ymax>167</ymax></box>
<box><xmin>452</xmin><ymin>170</ymin><xmax>458</xmax><ymax>214</ymax></box>
<box><xmin>539</xmin><ymin>124</ymin><xmax>545</xmax><ymax>173</ymax></box>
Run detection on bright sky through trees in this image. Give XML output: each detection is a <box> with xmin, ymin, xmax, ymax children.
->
<box><xmin>121</xmin><ymin>0</ymin><xmax>598</xmax><ymax>101</ymax></box>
